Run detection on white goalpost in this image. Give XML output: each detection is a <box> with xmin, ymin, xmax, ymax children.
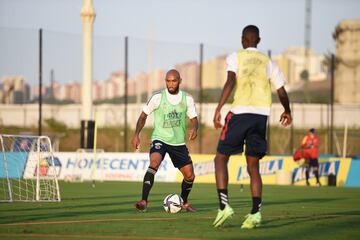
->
<box><xmin>0</xmin><ymin>134</ymin><xmax>61</xmax><ymax>202</ymax></box>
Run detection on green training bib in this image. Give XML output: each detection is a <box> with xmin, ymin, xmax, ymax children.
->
<box><xmin>151</xmin><ymin>90</ymin><xmax>187</xmax><ymax>145</ymax></box>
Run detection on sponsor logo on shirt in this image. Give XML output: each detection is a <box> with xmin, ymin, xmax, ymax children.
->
<box><xmin>163</xmin><ymin>110</ymin><xmax>182</xmax><ymax>128</ymax></box>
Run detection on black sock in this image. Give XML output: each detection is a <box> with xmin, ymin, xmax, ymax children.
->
<box><xmin>141</xmin><ymin>167</ymin><xmax>157</xmax><ymax>201</ymax></box>
<box><xmin>305</xmin><ymin>169</ymin><xmax>310</xmax><ymax>182</ymax></box>
<box><xmin>251</xmin><ymin>197</ymin><xmax>262</xmax><ymax>214</ymax></box>
<box><xmin>314</xmin><ymin>170</ymin><xmax>320</xmax><ymax>183</ymax></box>
<box><xmin>217</xmin><ymin>189</ymin><xmax>228</xmax><ymax>210</ymax></box>
<box><xmin>180</xmin><ymin>179</ymin><xmax>194</xmax><ymax>203</ymax></box>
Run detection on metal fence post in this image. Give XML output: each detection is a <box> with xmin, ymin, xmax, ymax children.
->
<box><xmin>124</xmin><ymin>36</ymin><xmax>129</xmax><ymax>152</ymax></box>
<box><xmin>267</xmin><ymin>49</ymin><xmax>272</xmax><ymax>155</ymax></box>
<box><xmin>330</xmin><ymin>53</ymin><xmax>335</xmax><ymax>154</ymax></box>
<box><xmin>198</xmin><ymin>43</ymin><xmax>203</xmax><ymax>154</ymax></box>
<box><xmin>38</xmin><ymin>28</ymin><xmax>43</xmax><ymax>136</ymax></box>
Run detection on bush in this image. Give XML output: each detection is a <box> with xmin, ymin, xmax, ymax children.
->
<box><xmin>44</xmin><ymin>118</ymin><xmax>68</xmax><ymax>133</ymax></box>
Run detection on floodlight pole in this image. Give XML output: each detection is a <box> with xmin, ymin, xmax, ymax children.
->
<box><xmin>80</xmin><ymin>0</ymin><xmax>96</xmax><ymax>149</ymax></box>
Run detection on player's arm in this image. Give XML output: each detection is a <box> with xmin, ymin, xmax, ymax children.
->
<box><xmin>188</xmin><ymin>117</ymin><xmax>199</xmax><ymax>140</ymax></box>
<box><xmin>213</xmin><ymin>71</ymin><xmax>236</xmax><ymax>129</ymax></box>
<box><xmin>300</xmin><ymin>136</ymin><xmax>307</xmax><ymax>148</ymax></box>
<box><xmin>270</xmin><ymin>60</ymin><xmax>292</xmax><ymax>127</ymax></box>
<box><xmin>277</xmin><ymin>87</ymin><xmax>292</xmax><ymax>127</ymax></box>
<box><xmin>131</xmin><ymin>92</ymin><xmax>160</xmax><ymax>150</ymax></box>
<box><xmin>186</xmin><ymin>93</ymin><xmax>199</xmax><ymax>140</ymax></box>
<box><xmin>131</xmin><ymin>112</ymin><xmax>148</xmax><ymax>150</ymax></box>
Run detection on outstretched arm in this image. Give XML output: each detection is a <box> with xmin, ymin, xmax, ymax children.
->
<box><xmin>213</xmin><ymin>71</ymin><xmax>236</xmax><ymax>129</ymax></box>
<box><xmin>277</xmin><ymin>86</ymin><xmax>292</xmax><ymax>127</ymax></box>
<box><xmin>131</xmin><ymin>112</ymin><xmax>148</xmax><ymax>149</ymax></box>
<box><xmin>188</xmin><ymin>117</ymin><xmax>199</xmax><ymax>140</ymax></box>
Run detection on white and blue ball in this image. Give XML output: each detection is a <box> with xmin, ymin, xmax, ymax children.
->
<box><xmin>163</xmin><ymin>194</ymin><xmax>183</xmax><ymax>213</ymax></box>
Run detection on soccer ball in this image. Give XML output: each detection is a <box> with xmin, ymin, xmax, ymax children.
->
<box><xmin>163</xmin><ymin>194</ymin><xmax>183</xmax><ymax>213</ymax></box>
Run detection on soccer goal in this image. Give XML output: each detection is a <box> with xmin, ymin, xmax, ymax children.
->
<box><xmin>0</xmin><ymin>134</ymin><xmax>61</xmax><ymax>202</ymax></box>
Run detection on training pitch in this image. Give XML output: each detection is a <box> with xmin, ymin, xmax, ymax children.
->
<box><xmin>0</xmin><ymin>181</ymin><xmax>359</xmax><ymax>240</ymax></box>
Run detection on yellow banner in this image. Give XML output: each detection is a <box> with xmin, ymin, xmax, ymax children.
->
<box><xmin>176</xmin><ymin>155</ymin><xmax>352</xmax><ymax>186</ymax></box>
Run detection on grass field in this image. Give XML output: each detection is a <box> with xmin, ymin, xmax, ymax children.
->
<box><xmin>1</xmin><ymin>181</ymin><xmax>360</xmax><ymax>240</ymax></box>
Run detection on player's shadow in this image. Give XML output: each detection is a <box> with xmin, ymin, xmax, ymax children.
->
<box><xmin>260</xmin><ymin>210</ymin><xmax>360</xmax><ymax>229</ymax></box>
<box><xmin>264</xmin><ymin>197</ymin><xmax>342</xmax><ymax>206</ymax></box>
<box><xmin>0</xmin><ymin>193</ymin><xmax>165</xmax><ymax>213</ymax></box>
<box><xmin>62</xmin><ymin>193</ymin><xmax>164</xmax><ymax>201</ymax></box>
<box><xmin>215</xmin><ymin>210</ymin><xmax>360</xmax><ymax>230</ymax></box>
<box><xmin>196</xmin><ymin>200</ymin><xmax>249</xmax><ymax>212</ymax></box>
<box><xmin>1</xmin><ymin>200</ymin><xmax>170</xmax><ymax>225</ymax></box>
<box><xmin>0</xmin><ymin>207</ymin><xmax>136</xmax><ymax>224</ymax></box>
<box><xmin>178</xmin><ymin>195</ymin><xmax>249</xmax><ymax>212</ymax></box>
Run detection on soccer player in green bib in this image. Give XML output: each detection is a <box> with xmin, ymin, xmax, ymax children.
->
<box><xmin>212</xmin><ymin>25</ymin><xmax>292</xmax><ymax>228</ymax></box>
<box><xmin>132</xmin><ymin>69</ymin><xmax>198</xmax><ymax>213</ymax></box>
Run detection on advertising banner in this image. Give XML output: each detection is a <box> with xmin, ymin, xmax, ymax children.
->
<box><xmin>14</xmin><ymin>151</ymin><xmax>355</xmax><ymax>186</ymax></box>
<box><xmin>53</xmin><ymin>152</ymin><xmax>177</xmax><ymax>182</ymax></box>
<box><xmin>182</xmin><ymin>154</ymin><xmax>352</xmax><ymax>186</ymax></box>
<box><xmin>0</xmin><ymin>152</ymin><xmax>28</xmax><ymax>178</ymax></box>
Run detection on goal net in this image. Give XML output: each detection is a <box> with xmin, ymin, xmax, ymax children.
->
<box><xmin>0</xmin><ymin>134</ymin><xmax>61</xmax><ymax>202</ymax></box>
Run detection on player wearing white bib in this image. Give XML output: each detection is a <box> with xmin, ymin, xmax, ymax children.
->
<box><xmin>212</xmin><ymin>25</ymin><xmax>292</xmax><ymax>228</ymax></box>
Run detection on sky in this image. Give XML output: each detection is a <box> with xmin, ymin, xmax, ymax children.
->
<box><xmin>0</xmin><ymin>0</ymin><xmax>360</xmax><ymax>86</ymax></box>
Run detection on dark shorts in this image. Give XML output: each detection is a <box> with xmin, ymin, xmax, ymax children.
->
<box><xmin>150</xmin><ymin>140</ymin><xmax>192</xmax><ymax>169</ymax></box>
<box><xmin>217</xmin><ymin>113</ymin><xmax>268</xmax><ymax>159</ymax></box>
<box><xmin>305</xmin><ymin>158</ymin><xmax>319</xmax><ymax>168</ymax></box>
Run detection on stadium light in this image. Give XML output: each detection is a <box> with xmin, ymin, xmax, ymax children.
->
<box><xmin>80</xmin><ymin>0</ymin><xmax>96</xmax><ymax>149</ymax></box>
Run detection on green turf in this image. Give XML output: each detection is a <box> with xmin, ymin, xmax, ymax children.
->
<box><xmin>0</xmin><ymin>181</ymin><xmax>359</xmax><ymax>239</ymax></box>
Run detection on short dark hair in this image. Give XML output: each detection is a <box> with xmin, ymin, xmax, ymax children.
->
<box><xmin>242</xmin><ymin>25</ymin><xmax>260</xmax><ymax>37</ymax></box>
<box><xmin>310</xmin><ymin>128</ymin><xmax>316</xmax><ymax>133</ymax></box>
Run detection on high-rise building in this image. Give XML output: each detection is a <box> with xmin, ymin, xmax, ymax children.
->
<box><xmin>68</xmin><ymin>82</ymin><xmax>81</xmax><ymax>103</ymax></box>
<box><xmin>111</xmin><ymin>71</ymin><xmax>125</xmax><ymax>98</ymax></box>
<box><xmin>30</xmin><ymin>84</ymin><xmax>47</xmax><ymax>101</ymax></box>
<box><xmin>147</xmin><ymin>69</ymin><xmax>165</xmax><ymax>93</ymax></box>
<box><xmin>202</xmin><ymin>55</ymin><xmax>227</xmax><ymax>89</ymax></box>
<box><xmin>2</xmin><ymin>76</ymin><xmax>30</xmax><ymax>104</ymax></box>
<box><xmin>104</xmin><ymin>79</ymin><xmax>116</xmax><ymax>99</ymax></box>
<box><xmin>272</xmin><ymin>47</ymin><xmax>327</xmax><ymax>86</ymax></box>
<box><xmin>175</xmin><ymin>61</ymin><xmax>199</xmax><ymax>90</ymax></box>
<box><xmin>128</xmin><ymin>80</ymin><xmax>136</xmax><ymax>98</ymax></box>
<box><xmin>129</xmin><ymin>71</ymin><xmax>147</xmax><ymax>101</ymax></box>
<box><xmin>0</xmin><ymin>84</ymin><xmax>3</xmax><ymax>103</ymax></box>
<box><xmin>92</xmin><ymin>80</ymin><xmax>102</xmax><ymax>101</ymax></box>
<box><xmin>57</xmin><ymin>84</ymin><xmax>69</xmax><ymax>101</ymax></box>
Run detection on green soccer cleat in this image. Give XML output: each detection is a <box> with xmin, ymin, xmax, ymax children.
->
<box><xmin>213</xmin><ymin>204</ymin><xmax>234</xmax><ymax>227</ymax></box>
<box><xmin>241</xmin><ymin>212</ymin><xmax>262</xmax><ymax>229</ymax></box>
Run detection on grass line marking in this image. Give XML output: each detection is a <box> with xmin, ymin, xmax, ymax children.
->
<box><xmin>0</xmin><ymin>217</ymin><xmax>213</xmax><ymax>227</ymax></box>
<box><xmin>0</xmin><ymin>217</ymin><xmax>177</xmax><ymax>226</ymax></box>
<box><xmin>0</xmin><ymin>233</ymin><xmax>202</xmax><ymax>240</ymax></box>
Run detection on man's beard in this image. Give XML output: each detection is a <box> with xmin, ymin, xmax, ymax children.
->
<box><xmin>167</xmin><ymin>86</ymin><xmax>179</xmax><ymax>94</ymax></box>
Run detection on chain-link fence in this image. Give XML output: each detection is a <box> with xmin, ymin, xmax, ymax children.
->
<box><xmin>1</xmin><ymin>27</ymin><xmax>359</xmax><ymax>156</ymax></box>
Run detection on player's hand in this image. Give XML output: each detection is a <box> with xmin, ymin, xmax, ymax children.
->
<box><xmin>279</xmin><ymin>111</ymin><xmax>292</xmax><ymax>127</ymax></box>
<box><xmin>131</xmin><ymin>135</ymin><xmax>141</xmax><ymax>150</ymax></box>
<box><xmin>188</xmin><ymin>128</ymin><xmax>197</xmax><ymax>141</ymax></box>
<box><xmin>213</xmin><ymin>109</ymin><xmax>223</xmax><ymax>129</ymax></box>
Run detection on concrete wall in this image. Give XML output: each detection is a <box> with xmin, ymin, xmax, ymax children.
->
<box><xmin>0</xmin><ymin>103</ymin><xmax>359</xmax><ymax>129</ymax></box>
